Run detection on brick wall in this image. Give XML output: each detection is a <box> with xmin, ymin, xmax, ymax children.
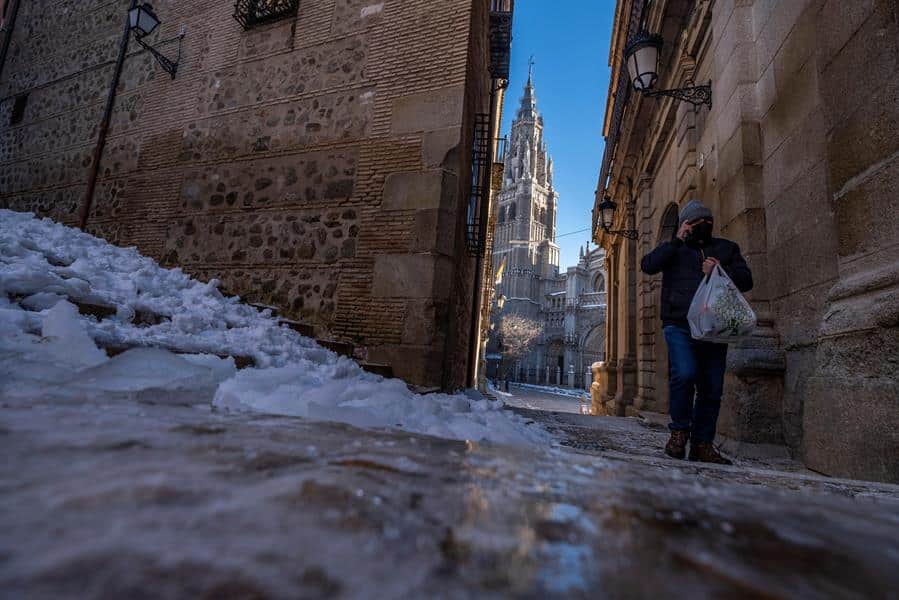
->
<box><xmin>0</xmin><ymin>0</ymin><xmax>493</xmax><ymax>390</ymax></box>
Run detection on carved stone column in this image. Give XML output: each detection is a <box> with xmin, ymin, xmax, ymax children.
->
<box><xmin>613</xmin><ymin>197</ymin><xmax>638</xmax><ymax>416</ymax></box>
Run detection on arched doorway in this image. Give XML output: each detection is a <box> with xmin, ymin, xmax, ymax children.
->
<box><xmin>647</xmin><ymin>202</ymin><xmax>680</xmax><ymax>412</ymax></box>
<box><xmin>582</xmin><ymin>324</ymin><xmax>605</xmax><ymax>369</ymax></box>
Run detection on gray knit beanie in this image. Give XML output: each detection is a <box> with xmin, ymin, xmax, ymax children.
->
<box><xmin>679</xmin><ymin>199</ymin><xmax>713</xmax><ymax>227</ymax></box>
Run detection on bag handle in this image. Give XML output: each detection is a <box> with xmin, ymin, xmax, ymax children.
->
<box><xmin>700</xmin><ymin>249</ymin><xmax>727</xmax><ymax>282</ymax></box>
<box><xmin>700</xmin><ymin>249</ymin><xmax>712</xmax><ymax>283</ymax></box>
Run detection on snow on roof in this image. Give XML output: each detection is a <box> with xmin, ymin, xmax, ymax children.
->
<box><xmin>0</xmin><ymin>210</ymin><xmax>550</xmax><ymax>446</ymax></box>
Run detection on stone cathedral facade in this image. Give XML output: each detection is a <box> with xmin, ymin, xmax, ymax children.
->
<box><xmin>487</xmin><ymin>75</ymin><xmax>606</xmax><ymax>387</ymax></box>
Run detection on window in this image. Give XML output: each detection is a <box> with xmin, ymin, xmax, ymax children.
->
<box><xmin>10</xmin><ymin>93</ymin><xmax>28</xmax><ymax>126</ymax></box>
<box><xmin>659</xmin><ymin>202</ymin><xmax>679</xmax><ymax>243</ymax></box>
<box><xmin>233</xmin><ymin>0</ymin><xmax>299</xmax><ymax>30</ymax></box>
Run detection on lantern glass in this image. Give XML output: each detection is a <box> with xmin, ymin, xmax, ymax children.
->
<box><xmin>129</xmin><ymin>3</ymin><xmax>160</xmax><ymax>37</ymax></box>
<box><xmin>598</xmin><ymin>197</ymin><xmax>617</xmax><ymax>230</ymax></box>
<box><xmin>497</xmin><ymin>295</ymin><xmax>506</xmax><ymax>310</ymax></box>
<box><xmin>624</xmin><ymin>31</ymin><xmax>663</xmax><ymax>91</ymax></box>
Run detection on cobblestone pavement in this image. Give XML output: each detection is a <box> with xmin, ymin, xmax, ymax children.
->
<box><xmin>2</xmin><ymin>393</ymin><xmax>898</xmax><ymax>598</ymax></box>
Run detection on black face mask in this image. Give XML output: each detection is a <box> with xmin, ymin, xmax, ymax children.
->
<box><xmin>686</xmin><ymin>222</ymin><xmax>713</xmax><ymax>247</ymax></box>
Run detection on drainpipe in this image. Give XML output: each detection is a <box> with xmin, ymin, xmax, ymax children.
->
<box><xmin>79</xmin><ymin>0</ymin><xmax>138</xmax><ymax>230</ymax></box>
<box><xmin>0</xmin><ymin>0</ymin><xmax>22</xmax><ymax>83</ymax></box>
<box><xmin>466</xmin><ymin>78</ymin><xmax>501</xmax><ymax>388</ymax></box>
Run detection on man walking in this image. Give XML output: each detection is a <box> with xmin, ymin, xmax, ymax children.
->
<box><xmin>640</xmin><ymin>200</ymin><xmax>753</xmax><ymax>464</ymax></box>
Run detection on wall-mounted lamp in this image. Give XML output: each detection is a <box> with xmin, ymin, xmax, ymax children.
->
<box><xmin>624</xmin><ymin>31</ymin><xmax>712</xmax><ymax>108</ymax></box>
<box><xmin>79</xmin><ymin>1</ymin><xmax>186</xmax><ymax>229</ymax></box>
<box><xmin>596</xmin><ymin>194</ymin><xmax>639</xmax><ymax>240</ymax></box>
<box><xmin>128</xmin><ymin>3</ymin><xmax>184</xmax><ymax>79</ymax></box>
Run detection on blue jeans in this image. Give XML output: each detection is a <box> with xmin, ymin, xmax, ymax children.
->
<box><xmin>663</xmin><ymin>325</ymin><xmax>728</xmax><ymax>443</ymax></box>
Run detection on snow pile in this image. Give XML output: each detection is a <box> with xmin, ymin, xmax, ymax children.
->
<box><xmin>0</xmin><ymin>210</ymin><xmax>549</xmax><ymax>445</ymax></box>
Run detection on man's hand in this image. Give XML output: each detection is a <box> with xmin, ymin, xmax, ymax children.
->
<box><xmin>702</xmin><ymin>257</ymin><xmax>720</xmax><ymax>275</ymax></box>
<box><xmin>677</xmin><ymin>220</ymin><xmax>693</xmax><ymax>241</ymax></box>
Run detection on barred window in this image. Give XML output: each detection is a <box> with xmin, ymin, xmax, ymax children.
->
<box><xmin>233</xmin><ymin>0</ymin><xmax>299</xmax><ymax>30</ymax></box>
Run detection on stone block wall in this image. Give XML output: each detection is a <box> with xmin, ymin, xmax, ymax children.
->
<box><xmin>0</xmin><ymin>0</ymin><xmax>493</xmax><ymax>390</ymax></box>
<box><xmin>599</xmin><ymin>0</ymin><xmax>898</xmax><ymax>482</ymax></box>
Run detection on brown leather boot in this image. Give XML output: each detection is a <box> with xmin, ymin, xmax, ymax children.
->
<box><xmin>688</xmin><ymin>442</ymin><xmax>733</xmax><ymax>465</ymax></box>
<box><xmin>664</xmin><ymin>430</ymin><xmax>690</xmax><ymax>459</ymax></box>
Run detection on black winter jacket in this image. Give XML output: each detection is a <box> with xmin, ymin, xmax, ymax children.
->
<box><xmin>640</xmin><ymin>237</ymin><xmax>753</xmax><ymax>327</ymax></box>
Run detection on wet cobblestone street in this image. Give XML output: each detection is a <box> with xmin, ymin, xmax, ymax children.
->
<box><xmin>2</xmin><ymin>391</ymin><xmax>898</xmax><ymax>599</ymax></box>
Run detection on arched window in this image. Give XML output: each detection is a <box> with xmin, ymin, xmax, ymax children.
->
<box><xmin>508</xmin><ymin>202</ymin><xmax>517</xmax><ymax>220</ymax></box>
<box><xmin>659</xmin><ymin>202</ymin><xmax>679</xmax><ymax>243</ymax></box>
<box><xmin>593</xmin><ymin>273</ymin><xmax>605</xmax><ymax>293</ymax></box>
<box><xmin>498</xmin><ymin>206</ymin><xmax>506</xmax><ymax>223</ymax></box>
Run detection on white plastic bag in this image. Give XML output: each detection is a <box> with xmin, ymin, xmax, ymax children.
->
<box><xmin>688</xmin><ymin>265</ymin><xmax>756</xmax><ymax>342</ymax></box>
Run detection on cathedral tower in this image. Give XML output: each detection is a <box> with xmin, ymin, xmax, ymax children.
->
<box><xmin>492</xmin><ymin>71</ymin><xmax>560</xmax><ymax>320</ymax></box>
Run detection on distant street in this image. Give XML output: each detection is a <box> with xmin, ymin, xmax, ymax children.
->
<box><xmin>499</xmin><ymin>384</ymin><xmax>587</xmax><ymax>414</ymax></box>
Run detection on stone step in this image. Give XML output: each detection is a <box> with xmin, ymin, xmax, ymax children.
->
<box><xmin>359</xmin><ymin>362</ymin><xmax>394</xmax><ymax>378</ymax></box>
<box><xmin>74</xmin><ymin>301</ymin><xmax>117</xmax><ymax>320</ymax></box>
<box><xmin>248</xmin><ymin>302</ymin><xmax>281</xmax><ymax>317</ymax></box>
<box><xmin>102</xmin><ymin>344</ymin><xmax>256</xmax><ymax>370</ymax></box>
<box><xmin>278</xmin><ymin>318</ymin><xmax>315</xmax><ymax>338</ymax></box>
<box><xmin>317</xmin><ymin>339</ymin><xmax>354</xmax><ymax>358</ymax></box>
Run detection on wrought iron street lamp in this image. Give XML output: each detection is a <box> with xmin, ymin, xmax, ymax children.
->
<box><xmin>596</xmin><ymin>194</ymin><xmax>638</xmax><ymax>240</ymax></box>
<box><xmin>624</xmin><ymin>31</ymin><xmax>712</xmax><ymax>108</ymax></box>
<box><xmin>79</xmin><ymin>1</ymin><xmax>185</xmax><ymax>229</ymax></box>
<box><xmin>129</xmin><ymin>3</ymin><xmax>160</xmax><ymax>35</ymax></box>
<box><xmin>128</xmin><ymin>3</ymin><xmax>183</xmax><ymax>79</ymax></box>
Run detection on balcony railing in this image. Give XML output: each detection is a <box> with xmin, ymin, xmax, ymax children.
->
<box><xmin>489</xmin><ymin>1</ymin><xmax>514</xmax><ymax>80</ymax></box>
<box><xmin>578</xmin><ymin>292</ymin><xmax>607</xmax><ymax>308</ymax></box>
<box><xmin>466</xmin><ymin>113</ymin><xmax>492</xmax><ymax>256</ymax></box>
<box><xmin>233</xmin><ymin>0</ymin><xmax>299</xmax><ymax>30</ymax></box>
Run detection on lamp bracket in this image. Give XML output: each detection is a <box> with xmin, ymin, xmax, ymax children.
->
<box><xmin>601</xmin><ymin>227</ymin><xmax>639</xmax><ymax>241</ymax></box>
<box><xmin>644</xmin><ymin>82</ymin><xmax>712</xmax><ymax>108</ymax></box>
<box><xmin>133</xmin><ymin>30</ymin><xmax>184</xmax><ymax>79</ymax></box>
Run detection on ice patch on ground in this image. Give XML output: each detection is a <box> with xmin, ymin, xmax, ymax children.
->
<box><xmin>0</xmin><ymin>210</ymin><xmax>550</xmax><ymax>446</ymax></box>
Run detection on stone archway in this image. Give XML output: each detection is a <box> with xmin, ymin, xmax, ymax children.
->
<box><xmin>646</xmin><ymin>202</ymin><xmax>680</xmax><ymax>413</ymax></box>
<box><xmin>582</xmin><ymin>324</ymin><xmax>605</xmax><ymax>368</ymax></box>
<box><xmin>658</xmin><ymin>202</ymin><xmax>679</xmax><ymax>244</ymax></box>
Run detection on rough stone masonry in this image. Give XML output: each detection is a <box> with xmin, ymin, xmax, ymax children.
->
<box><xmin>0</xmin><ymin>0</ymin><xmax>499</xmax><ymax>389</ymax></box>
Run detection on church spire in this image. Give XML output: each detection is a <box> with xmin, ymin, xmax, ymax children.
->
<box><xmin>518</xmin><ymin>56</ymin><xmax>537</xmax><ymax>118</ymax></box>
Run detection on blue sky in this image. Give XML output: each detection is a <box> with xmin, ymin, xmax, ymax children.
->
<box><xmin>499</xmin><ymin>0</ymin><xmax>617</xmax><ymax>270</ymax></box>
